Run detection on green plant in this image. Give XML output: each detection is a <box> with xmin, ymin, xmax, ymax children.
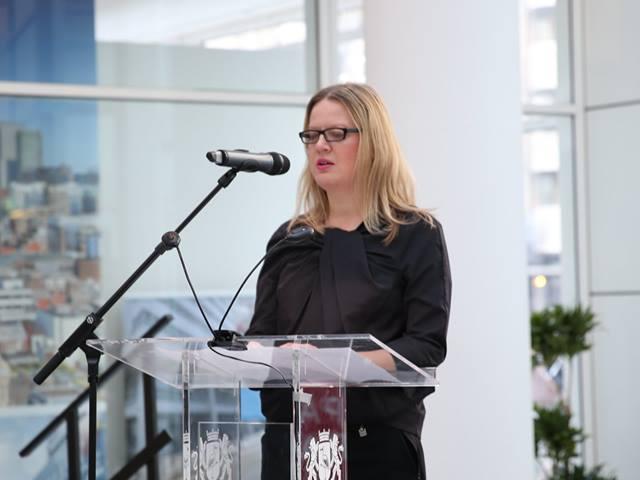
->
<box><xmin>531</xmin><ymin>305</ymin><xmax>597</xmax><ymax>369</ymax></box>
<box><xmin>549</xmin><ymin>464</ymin><xmax>617</xmax><ymax>480</ymax></box>
<box><xmin>531</xmin><ymin>305</ymin><xmax>616</xmax><ymax>480</ymax></box>
<box><xmin>534</xmin><ymin>405</ymin><xmax>585</xmax><ymax>473</ymax></box>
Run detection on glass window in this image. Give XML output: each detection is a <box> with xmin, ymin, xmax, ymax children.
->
<box><xmin>0</xmin><ymin>0</ymin><xmax>314</xmax><ymax>94</ymax></box>
<box><xmin>0</xmin><ymin>96</ymin><xmax>304</xmax><ymax>478</ymax></box>
<box><xmin>0</xmin><ymin>96</ymin><xmax>102</xmax><ymax>479</ymax></box>
<box><xmin>122</xmin><ymin>294</ymin><xmax>259</xmax><ymax>478</ymax></box>
<box><xmin>522</xmin><ymin>115</ymin><xmax>575</xmax><ymax>312</ymax></box>
<box><xmin>520</xmin><ymin>0</ymin><xmax>572</xmax><ymax>105</ymax></box>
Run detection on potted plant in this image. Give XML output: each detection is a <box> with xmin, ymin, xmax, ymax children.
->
<box><xmin>530</xmin><ymin>305</ymin><xmax>615</xmax><ymax>480</ymax></box>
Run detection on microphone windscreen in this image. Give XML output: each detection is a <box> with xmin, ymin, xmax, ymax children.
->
<box><xmin>270</xmin><ymin>152</ymin><xmax>290</xmax><ymax>175</ymax></box>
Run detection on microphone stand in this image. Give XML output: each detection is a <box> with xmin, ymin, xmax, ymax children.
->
<box><xmin>33</xmin><ymin>168</ymin><xmax>239</xmax><ymax>480</ymax></box>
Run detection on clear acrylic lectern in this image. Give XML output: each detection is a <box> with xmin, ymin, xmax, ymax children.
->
<box><xmin>88</xmin><ymin>334</ymin><xmax>437</xmax><ymax>480</ymax></box>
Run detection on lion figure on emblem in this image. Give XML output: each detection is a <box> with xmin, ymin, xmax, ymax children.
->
<box><xmin>304</xmin><ymin>431</ymin><xmax>343</xmax><ymax>480</ymax></box>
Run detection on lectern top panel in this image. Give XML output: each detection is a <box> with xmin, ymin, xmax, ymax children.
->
<box><xmin>87</xmin><ymin>334</ymin><xmax>437</xmax><ymax>390</ymax></box>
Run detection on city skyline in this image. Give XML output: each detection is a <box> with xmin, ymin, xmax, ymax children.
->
<box><xmin>0</xmin><ymin>102</ymin><xmax>103</xmax><ymax>478</ymax></box>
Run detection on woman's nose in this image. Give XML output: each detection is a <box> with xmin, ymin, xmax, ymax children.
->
<box><xmin>315</xmin><ymin>134</ymin><xmax>331</xmax><ymax>150</ymax></box>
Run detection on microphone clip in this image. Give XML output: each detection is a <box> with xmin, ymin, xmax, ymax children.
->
<box><xmin>208</xmin><ymin>330</ymin><xmax>248</xmax><ymax>351</ymax></box>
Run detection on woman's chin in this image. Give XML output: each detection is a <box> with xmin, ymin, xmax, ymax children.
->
<box><xmin>312</xmin><ymin>174</ymin><xmax>352</xmax><ymax>194</ymax></box>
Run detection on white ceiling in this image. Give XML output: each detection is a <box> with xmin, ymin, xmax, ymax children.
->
<box><xmin>95</xmin><ymin>0</ymin><xmax>304</xmax><ymax>44</ymax></box>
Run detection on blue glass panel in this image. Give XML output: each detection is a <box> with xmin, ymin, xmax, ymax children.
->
<box><xmin>0</xmin><ymin>0</ymin><xmax>96</xmax><ymax>84</ymax></box>
<box><xmin>0</xmin><ymin>0</ymin><xmax>312</xmax><ymax>92</ymax></box>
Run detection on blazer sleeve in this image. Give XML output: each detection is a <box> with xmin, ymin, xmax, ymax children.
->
<box><xmin>386</xmin><ymin>219</ymin><xmax>452</xmax><ymax>367</ymax></box>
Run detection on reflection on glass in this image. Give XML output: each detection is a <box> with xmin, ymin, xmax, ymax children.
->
<box><xmin>2</xmin><ymin>95</ymin><xmax>304</xmax><ymax>479</ymax></box>
<box><xmin>0</xmin><ymin>1</ymin><xmax>97</xmax><ymax>85</ymax></box>
<box><xmin>520</xmin><ymin>0</ymin><xmax>572</xmax><ymax>105</ymax></box>
<box><xmin>122</xmin><ymin>295</ymin><xmax>258</xmax><ymax>480</ymax></box>
<box><xmin>0</xmin><ymin>97</ymin><xmax>103</xmax><ymax>478</ymax></box>
<box><xmin>0</xmin><ymin>98</ymin><xmax>100</xmax><ymax>385</ymax></box>
<box><xmin>337</xmin><ymin>0</ymin><xmax>365</xmax><ymax>83</ymax></box>
<box><xmin>0</xmin><ymin>0</ymin><xmax>312</xmax><ymax>93</ymax></box>
<box><xmin>529</xmin><ymin>273</ymin><xmax>562</xmax><ymax>312</ymax></box>
<box><xmin>522</xmin><ymin>116</ymin><xmax>573</xmax><ymax>311</ymax></box>
<box><xmin>204</xmin><ymin>21</ymin><xmax>306</xmax><ymax>51</ymax></box>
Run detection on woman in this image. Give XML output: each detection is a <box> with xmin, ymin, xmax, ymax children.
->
<box><xmin>246</xmin><ymin>83</ymin><xmax>451</xmax><ymax>479</ymax></box>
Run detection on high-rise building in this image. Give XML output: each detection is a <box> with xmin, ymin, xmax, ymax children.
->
<box><xmin>0</xmin><ymin>122</ymin><xmax>19</xmax><ymax>189</ymax></box>
<box><xmin>16</xmin><ymin>130</ymin><xmax>43</xmax><ymax>178</ymax></box>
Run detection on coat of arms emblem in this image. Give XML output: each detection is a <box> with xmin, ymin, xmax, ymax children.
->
<box><xmin>198</xmin><ymin>429</ymin><xmax>234</xmax><ymax>480</ymax></box>
<box><xmin>304</xmin><ymin>429</ymin><xmax>344</xmax><ymax>480</ymax></box>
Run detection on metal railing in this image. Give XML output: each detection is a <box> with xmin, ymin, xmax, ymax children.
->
<box><xmin>20</xmin><ymin>314</ymin><xmax>173</xmax><ymax>480</ymax></box>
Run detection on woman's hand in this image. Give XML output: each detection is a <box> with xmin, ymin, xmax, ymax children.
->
<box><xmin>357</xmin><ymin>349</ymin><xmax>396</xmax><ymax>372</ymax></box>
<box><xmin>246</xmin><ymin>340</ymin><xmax>264</xmax><ymax>349</ymax></box>
<box><xmin>279</xmin><ymin>342</ymin><xmax>318</xmax><ymax>350</ymax></box>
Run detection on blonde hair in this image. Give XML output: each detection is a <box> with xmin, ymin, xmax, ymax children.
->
<box><xmin>290</xmin><ymin>83</ymin><xmax>432</xmax><ymax>244</ymax></box>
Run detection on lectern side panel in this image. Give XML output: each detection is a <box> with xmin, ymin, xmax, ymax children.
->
<box><xmin>298</xmin><ymin>387</ymin><xmax>347</xmax><ymax>480</ymax></box>
<box><xmin>185</xmin><ymin>421</ymin><xmax>292</xmax><ymax>479</ymax></box>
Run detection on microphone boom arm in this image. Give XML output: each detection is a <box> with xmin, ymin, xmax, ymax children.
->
<box><xmin>34</xmin><ymin>167</ymin><xmax>239</xmax><ymax>385</ymax></box>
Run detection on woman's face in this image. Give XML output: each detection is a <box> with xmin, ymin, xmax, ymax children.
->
<box><xmin>306</xmin><ymin>99</ymin><xmax>360</xmax><ymax>195</ymax></box>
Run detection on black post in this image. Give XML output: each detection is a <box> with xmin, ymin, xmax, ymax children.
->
<box><xmin>82</xmin><ymin>339</ymin><xmax>102</xmax><ymax>480</ymax></box>
<box><xmin>142</xmin><ymin>374</ymin><xmax>158</xmax><ymax>479</ymax></box>
<box><xmin>66</xmin><ymin>408</ymin><xmax>81</xmax><ymax>480</ymax></box>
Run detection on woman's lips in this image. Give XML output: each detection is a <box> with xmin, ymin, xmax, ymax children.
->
<box><xmin>316</xmin><ymin>158</ymin><xmax>334</xmax><ymax>171</ymax></box>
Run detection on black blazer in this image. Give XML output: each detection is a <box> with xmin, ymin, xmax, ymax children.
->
<box><xmin>246</xmin><ymin>216</ymin><xmax>452</xmax><ymax>436</ymax></box>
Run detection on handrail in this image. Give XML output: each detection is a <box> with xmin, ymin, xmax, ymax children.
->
<box><xmin>110</xmin><ymin>431</ymin><xmax>172</xmax><ymax>480</ymax></box>
<box><xmin>20</xmin><ymin>314</ymin><xmax>173</xmax><ymax>479</ymax></box>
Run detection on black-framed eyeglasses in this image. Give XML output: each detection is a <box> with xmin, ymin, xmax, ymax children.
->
<box><xmin>298</xmin><ymin>128</ymin><xmax>360</xmax><ymax>144</ymax></box>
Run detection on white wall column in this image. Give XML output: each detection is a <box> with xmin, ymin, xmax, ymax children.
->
<box><xmin>364</xmin><ymin>1</ymin><xmax>533</xmax><ymax>479</ymax></box>
<box><xmin>582</xmin><ymin>1</ymin><xmax>640</xmax><ymax>477</ymax></box>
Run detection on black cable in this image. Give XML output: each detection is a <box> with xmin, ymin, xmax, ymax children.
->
<box><xmin>175</xmin><ymin>243</ymin><xmax>292</xmax><ymax>388</ymax></box>
<box><xmin>175</xmin><ymin>245</ymin><xmax>216</xmax><ymax>336</ymax></box>
<box><xmin>216</xmin><ymin>225</ymin><xmax>314</xmax><ymax>333</ymax></box>
<box><xmin>207</xmin><ymin>345</ymin><xmax>293</xmax><ymax>389</ymax></box>
<box><xmin>217</xmin><ymin>253</ymin><xmax>267</xmax><ymax>331</ymax></box>
<box><xmin>175</xmin><ymin>226</ymin><xmax>315</xmax><ymax>388</ymax></box>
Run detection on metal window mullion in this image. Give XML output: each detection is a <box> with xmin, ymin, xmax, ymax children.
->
<box><xmin>522</xmin><ymin>103</ymin><xmax>578</xmax><ymax>115</ymax></box>
<box><xmin>521</xmin><ymin>0</ymin><xmax>595</xmax><ymax>469</ymax></box>
<box><xmin>314</xmin><ymin>0</ymin><xmax>338</xmax><ymax>87</ymax></box>
<box><xmin>0</xmin><ymin>81</ymin><xmax>309</xmax><ymax>106</ymax></box>
<box><xmin>570</xmin><ymin>0</ymin><xmax>598</xmax><ymax>469</ymax></box>
<box><xmin>305</xmin><ymin>0</ymin><xmax>321</xmax><ymax>93</ymax></box>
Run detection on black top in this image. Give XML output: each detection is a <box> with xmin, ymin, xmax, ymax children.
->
<box><xmin>245</xmin><ymin>216</ymin><xmax>452</xmax><ymax>437</ymax></box>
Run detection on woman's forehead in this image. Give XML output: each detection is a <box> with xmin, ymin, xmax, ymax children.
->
<box><xmin>308</xmin><ymin>99</ymin><xmax>354</xmax><ymax>126</ymax></box>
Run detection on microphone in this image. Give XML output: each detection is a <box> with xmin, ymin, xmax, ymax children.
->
<box><xmin>208</xmin><ymin>225</ymin><xmax>315</xmax><ymax>349</ymax></box>
<box><xmin>206</xmin><ymin>149</ymin><xmax>290</xmax><ymax>175</ymax></box>
<box><xmin>276</xmin><ymin>225</ymin><xmax>314</xmax><ymax>242</ymax></box>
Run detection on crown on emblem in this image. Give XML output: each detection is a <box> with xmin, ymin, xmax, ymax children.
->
<box><xmin>318</xmin><ymin>429</ymin><xmax>330</xmax><ymax>443</ymax></box>
<box><xmin>207</xmin><ymin>430</ymin><xmax>220</xmax><ymax>442</ymax></box>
